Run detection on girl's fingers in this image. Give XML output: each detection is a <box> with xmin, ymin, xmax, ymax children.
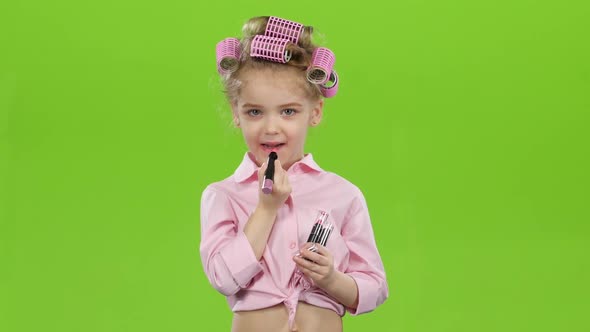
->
<box><xmin>310</xmin><ymin>243</ymin><xmax>329</xmax><ymax>256</ymax></box>
<box><xmin>301</xmin><ymin>266</ymin><xmax>321</xmax><ymax>278</ymax></box>
<box><xmin>301</xmin><ymin>242</ymin><xmax>329</xmax><ymax>257</ymax></box>
<box><xmin>273</xmin><ymin>159</ymin><xmax>291</xmax><ymax>193</ymax></box>
<box><xmin>293</xmin><ymin>256</ymin><xmax>328</xmax><ymax>283</ymax></box>
<box><xmin>273</xmin><ymin>159</ymin><xmax>285</xmax><ymax>182</ymax></box>
<box><xmin>257</xmin><ymin>162</ymin><xmax>266</xmax><ymax>183</ymax></box>
<box><xmin>293</xmin><ymin>255</ymin><xmax>321</xmax><ymax>272</ymax></box>
<box><xmin>297</xmin><ymin>246</ymin><xmax>328</xmax><ymax>266</ymax></box>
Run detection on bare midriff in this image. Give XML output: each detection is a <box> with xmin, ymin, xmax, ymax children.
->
<box><xmin>231</xmin><ymin>302</ymin><xmax>342</xmax><ymax>332</ymax></box>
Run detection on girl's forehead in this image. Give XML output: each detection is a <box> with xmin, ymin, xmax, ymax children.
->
<box><xmin>238</xmin><ymin>69</ymin><xmax>310</xmax><ymax>98</ymax></box>
<box><xmin>240</xmin><ymin>67</ymin><xmax>302</xmax><ymax>83</ymax></box>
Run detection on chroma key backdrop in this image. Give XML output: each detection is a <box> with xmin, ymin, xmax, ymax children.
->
<box><xmin>1</xmin><ymin>0</ymin><xmax>588</xmax><ymax>331</ymax></box>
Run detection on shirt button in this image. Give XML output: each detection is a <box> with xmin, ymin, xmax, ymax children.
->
<box><xmin>289</xmin><ymin>242</ymin><xmax>296</xmax><ymax>249</ymax></box>
<box><xmin>303</xmin><ymin>280</ymin><xmax>311</xmax><ymax>290</ymax></box>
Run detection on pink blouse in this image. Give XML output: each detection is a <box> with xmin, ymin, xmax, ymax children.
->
<box><xmin>199</xmin><ymin>152</ymin><xmax>388</xmax><ymax>329</ymax></box>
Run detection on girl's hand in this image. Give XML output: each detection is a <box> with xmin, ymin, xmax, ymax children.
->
<box><xmin>292</xmin><ymin>243</ymin><xmax>335</xmax><ymax>289</ymax></box>
<box><xmin>257</xmin><ymin>159</ymin><xmax>291</xmax><ymax>212</ymax></box>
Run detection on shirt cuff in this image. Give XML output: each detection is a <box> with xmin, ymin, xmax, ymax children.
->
<box><xmin>345</xmin><ymin>272</ymin><xmax>379</xmax><ymax>315</ymax></box>
<box><xmin>219</xmin><ymin>231</ymin><xmax>263</xmax><ymax>288</ymax></box>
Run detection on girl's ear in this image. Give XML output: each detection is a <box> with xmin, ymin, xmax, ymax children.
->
<box><xmin>309</xmin><ymin>99</ymin><xmax>324</xmax><ymax>127</ymax></box>
<box><xmin>231</xmin><ymin>102</ymin><xmax>240</xmax><ymax>127</ymax></box>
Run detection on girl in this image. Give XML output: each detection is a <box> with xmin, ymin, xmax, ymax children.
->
<box><xmin>200</xmin><ymin>16</ymin><xmax>388</xmax><ymax>332</ymax></box>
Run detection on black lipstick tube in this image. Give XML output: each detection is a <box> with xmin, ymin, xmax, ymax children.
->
<box><xmin>306</xmin><ymin>223</ymin><xmax>321</xmax><ymax>242</ymax></box>
<box><xmin>306</xmin><ymin>211</ymin><xmax>331</xmax><ymax>255</ymax></box>
<box><xmin>261</xmin><ymin>152</ymin><xmax>278</xmax><ymax>194</ymax></box>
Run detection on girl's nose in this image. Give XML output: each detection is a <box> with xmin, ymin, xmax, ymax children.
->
<box><xmin>264</xmin><ymin>117</ymin><xmax>280</xmax><ymax>134</ymax></box>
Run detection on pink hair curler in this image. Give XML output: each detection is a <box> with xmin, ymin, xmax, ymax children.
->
<box><xmin>216</xmin><ymin>38</ymin><xmax>241</xmax><ymax>75</ymax></box>
<box><xmin>306</xmin><ymin>47</ymin><xmax>336</xmax><ymax>84</ymax></box>
<box><xmin>264</xmin><ymin>16</ymin><xmax>303</xmax><ymax>44</ymax></box>
<box><xmin>320</xmin><ymin>71</ymin><xmax>339</xmax><ymax>98</ymax></box>
<box><xmin>250</xmin><ymin>35</ymin><xmax>292</xmax><ymax>63</ymax></box>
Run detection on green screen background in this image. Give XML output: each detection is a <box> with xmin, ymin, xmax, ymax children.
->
<box><xmin>1</xmin><ymin>0</ymin><xmax>588</xmax><ymax>331</ymax></box>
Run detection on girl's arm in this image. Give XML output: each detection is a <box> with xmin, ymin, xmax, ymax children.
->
<box><xmin>339</xmin><ymin>189</ymin><xmax>389</xmax><ymax>315</ymax></box>
<box><xmin>243</xmin><ymin>205</ymin><xmax>278</xmax><ymax>260</ymax></box>
<box><xmin>244</xmin><ymin>159</ymin><xmax>291</xmax><ymax>260</ymax></box>
<box><xmin>200</xmin><ymin>160</ymin><xmax>291</xmax><ymax>295</ymax></box>
<box><xmin>293</xmin><ymin>188</ymin><xmax>388</xmax><ymax>313</ymax></box>
<box><xmin>200</xmin><ymin>186</ymin><xmax>262</xmax><ymax>296</ymax></box>
<box><xmin>295</xmin><ymin>243</ymin><xmax>360</xmax><ymax>308</ymax></box>
<box><xmin>317</xmin><ymin>263</ymin><xmax>360</xmax><ymax>309</ymax></box>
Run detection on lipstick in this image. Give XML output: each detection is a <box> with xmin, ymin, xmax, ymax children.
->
<box><xmin>294</xmin><ymin>211</ymin><xmax>333</xmax><ymax>262</ymax></box>
<box><xmin>306</xmin><ymin>211</ymin><xmax>331</xmax><ymax>257</ymax></box>
<box><xmin>261</xmin><ymin>152</ymin><xmax>278</xmax><ymax>194</ymax></box>
<box><xmin>306</xmin><ymin>223</ymin><xmax>321</xmax><ymax>243</ymax></box>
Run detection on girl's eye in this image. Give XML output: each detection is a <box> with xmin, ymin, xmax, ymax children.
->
<box><xmin>282</xmin><ymin>108</ymin><xmax>297</xmax><ymax>116</ymax></box>
<box><xmin>247</xmin><ymin>109</ymin><xmax>261</xmax><ymax>116</ymax></box>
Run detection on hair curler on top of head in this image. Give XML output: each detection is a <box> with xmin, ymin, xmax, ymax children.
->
<box><xmin>215</xmin><ymin>16</ymin><xmax>340</xmax><ymax>98</ymax></box>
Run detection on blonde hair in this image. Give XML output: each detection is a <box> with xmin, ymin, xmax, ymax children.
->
<box><xmin>220</xmin><ymin>16</ymin><xmax>323</xmax><ymax>104</ymax></box>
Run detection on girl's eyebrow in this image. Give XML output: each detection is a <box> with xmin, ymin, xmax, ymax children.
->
<box><xmin>279</xmin><ymin>102</ymin><xmax>303</xmax><ymax>108</ymax></box>
<box><xmin>241</xmin><ymin>102</ymin><xmax>303</xmax><ymax>109</ymax></box>
<box><xmin>241</xmin><ymin>103</ymin><xmax>263</xmax><ymax>109</ymax></box>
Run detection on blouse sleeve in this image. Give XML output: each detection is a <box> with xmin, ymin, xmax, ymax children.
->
<box><xmin>199</xmin><ymin>185</ymin><xmax>263</xmax><ymax>296</ymax></box>
<box><xmin>342</xmin><ymin>189</ymin><xmax>389</xmax><ymax>315</ymax></box>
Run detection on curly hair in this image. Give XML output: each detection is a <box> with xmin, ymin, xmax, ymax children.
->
<box><xmin>219</xmin><ymin>16</ymin><xmax>323</xmax><ymax>104</ymax></box>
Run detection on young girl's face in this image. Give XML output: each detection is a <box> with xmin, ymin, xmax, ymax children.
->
<box><xmin>232</xmin><ymin>67</ymin><xmax>323</xmax><ymax>170</ymax></box>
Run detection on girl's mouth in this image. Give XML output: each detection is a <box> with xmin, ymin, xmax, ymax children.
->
<box><xmin>261</xmin><ymin>143</ymin><xmax>285</xmax><ymax>152</ymax></box>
